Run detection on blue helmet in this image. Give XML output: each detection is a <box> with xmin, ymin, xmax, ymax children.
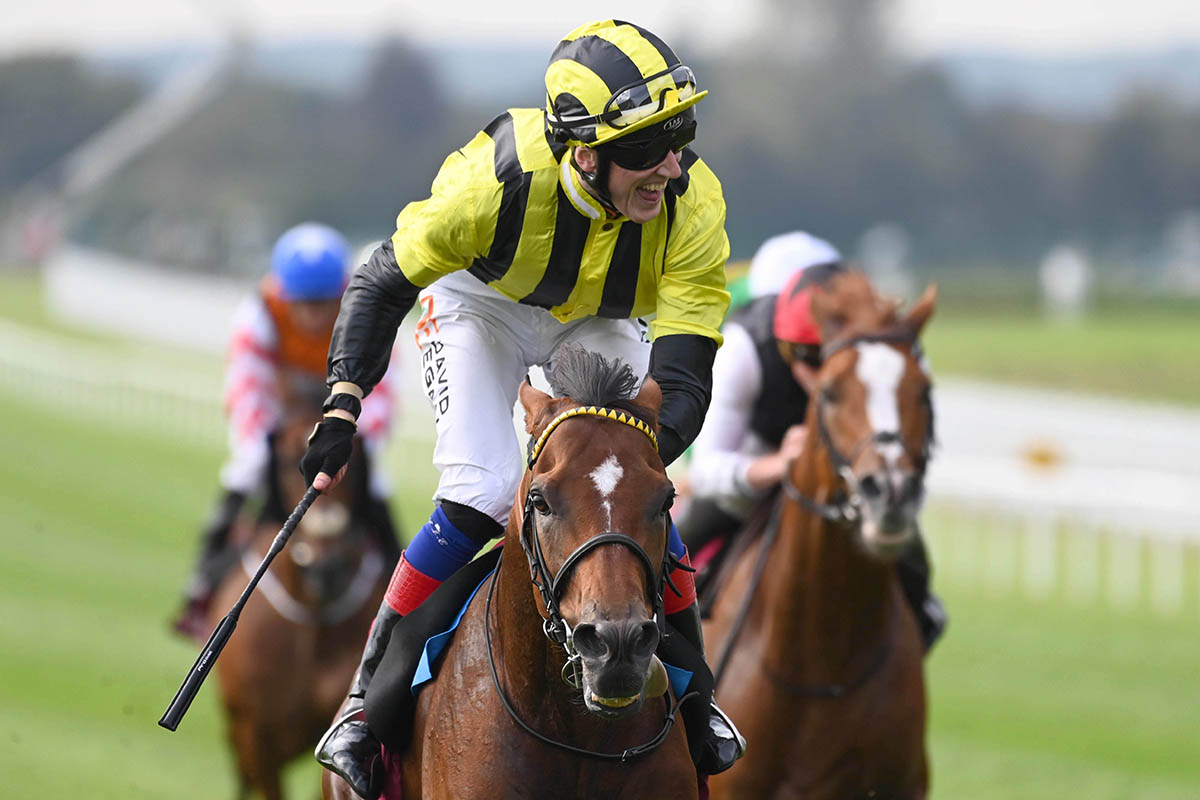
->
<box><xmin>270</xmin><ymin>223</ymin><xmax>350</xmax><ymax>301</ymax></box>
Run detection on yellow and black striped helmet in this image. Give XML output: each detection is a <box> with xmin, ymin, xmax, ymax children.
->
<box><xmin>545</xmin><ymin>20</ymin><xmax>708</xmax><ymax>147</ymax></box>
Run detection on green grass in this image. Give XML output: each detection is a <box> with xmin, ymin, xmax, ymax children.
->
<box><xmin>0</xmin><ymin>390</ymin><xmax>435</xmax><ymax>799</ymax></box>
<box><xmin>924</xmin><ymin>525</ymin><xmax>1200</xmax><ymax>798</ymax></box>
<box><xmin>4</xmin><ymin>268</ymin><xmax>1199</xmax><ymax>797</ymax></box>
<box><xmin>3</xmin><ymin>390</ymin><xmax>1199</xmax><ymax>799</ymax></box>
<box><xmin>921</xmin><ymin>303</ymin><xmax>1200</xmax><ymax>406</ymax></box>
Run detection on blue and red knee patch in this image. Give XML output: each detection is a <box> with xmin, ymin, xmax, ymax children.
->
<box><xmin>384</xmin><ymin>506</ymin><xmax>484</xmax><ymax>615</ymax></box>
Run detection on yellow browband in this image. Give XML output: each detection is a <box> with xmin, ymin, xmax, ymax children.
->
<box><xmin>527</xmin><ymin>405</ymin><xmax>659</xmax><ymax>467</ymax></box>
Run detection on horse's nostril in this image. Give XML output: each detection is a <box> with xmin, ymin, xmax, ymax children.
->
<box><xmin>859</xmin><ymin>473</ymin><xmax>884</xmax><ymax>500</ymax></box>
<box><xmin>898</xmin><ymin>473</ymin><xmax>924</xmax><ymax>505</ymax></box>
<box><xmin>628</xmin><ymin>620</ymin><xmax>660</xmax><ymax>659</ymax></box>
<box><xmin>572</xmin><ymin>623</ymin><xmax>608</xmax><ymax>660</ymax></box>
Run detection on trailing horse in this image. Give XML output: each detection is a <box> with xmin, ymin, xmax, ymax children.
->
<box><xmin>324</xmin><ymin>350</ymin><xmax>701</xmax><ymax>800</ymax></box>
<box><xmin>212</xmin><ymin>374</ymin><xmax>389</xmax><ymax>800</ymax></box>
<box><xmin>705</xmin><ymin>272</ymin><xmax>937</xmax><ymax>799</ymax></box>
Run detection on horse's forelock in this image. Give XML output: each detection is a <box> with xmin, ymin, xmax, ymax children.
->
<box><xmin>546</xmin><ymin>346</ymin><xmax>655</xmax><ymax>426</ymax></box>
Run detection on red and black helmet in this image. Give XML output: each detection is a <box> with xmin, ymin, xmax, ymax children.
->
<box><xmin>773</xmin><ymin>261</ymin><xmax>843</xmax><ymax>359</ymax></box>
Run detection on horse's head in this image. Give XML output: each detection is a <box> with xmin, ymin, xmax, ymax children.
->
<box><xmin>791</xmin><ymin>271</ymin><xmax>937</xmax><ymax>560</ymax></box>
<box><xmin>515</xmin><ymin>348</ymin><xmax>673</xmax><ymax>719</ymax></box>
<box><xmin>271</xmin><ymin>370</ymin><xmax>370</xmax><ymax>602</ymax></box>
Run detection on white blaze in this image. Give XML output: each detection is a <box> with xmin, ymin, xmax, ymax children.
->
<box><xmin>589</xmin><ymin>454</ymin><xmax>624</xmax><ymax>526</ymax></box>
<box><xmin>856</xmin><ymin>343</ymin><xmax>906</xmax><ymax>466</ymax></box>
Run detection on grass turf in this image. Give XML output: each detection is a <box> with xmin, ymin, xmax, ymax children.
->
<box><xmin>2</xmin><ymin>393</ymin><xmax>1199</xmax><ymax>799</ymax></box>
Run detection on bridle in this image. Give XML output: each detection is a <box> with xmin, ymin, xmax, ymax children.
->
<box><xmin>485</xmin><ymin>404</ymin><xmax>695</xmax><ymax>762</ymax></box>
<box><xmin>713</xmin><ymin>332</ymin><xmax>933</xmax><ymax>695</ymax></box>
<box><xmin>782</xmin><ymin>332</ymin><xmax>933</xmax><ymax>527</ymax></box>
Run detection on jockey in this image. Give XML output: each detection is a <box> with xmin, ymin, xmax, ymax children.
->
<box><xmin>172</xmin><ymin>222</ymin><xmax>402</xmax><ymax>640</ymax></box>
<box><xmin>676</xmin><ymin>231</ymin><xmax>947</xmax><ymax>651</ymax></box>
<box><xmin>300</xmin><ymin>20</ymin><xmax>744</xmax><ymax>798</ymax></box>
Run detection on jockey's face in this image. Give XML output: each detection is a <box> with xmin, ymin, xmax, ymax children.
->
<box><xmin>289</xmin><ymin>298</ymin><xmax>340</xmax><ymax>334</ymax></box>
<box><xmin>575</xmin><ymin>146</ymin><xmax>683</xmax><ymax>224</ymax></box>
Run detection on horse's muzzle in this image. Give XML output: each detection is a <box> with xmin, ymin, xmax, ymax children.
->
<box><xmin>572</xmin><ymin>618</ymin><xmax>660</xmax><ymax>716</ymax></box>
<box><xmin>857</xmin><ymin>470</ymin><xmax>924</xmax><ymax>558</ymax></box>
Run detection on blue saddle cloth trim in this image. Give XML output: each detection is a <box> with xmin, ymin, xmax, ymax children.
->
<box><xmin>412</xmin><ymin>567</ymin><xmax>496</xmax><ymax>692</ymax></box>
<box><xmin>410</xmin><ymin>569</ymin><xmax>696</xmax><ymax>700</ymax></box>
<box><xmin>664</xmin><ymin>662</ymin><xmax>693</xmax><ymax>700</ymax></box>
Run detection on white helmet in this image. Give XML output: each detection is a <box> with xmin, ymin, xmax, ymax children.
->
<box><xmin>747</xmin><ymin>231</ymin><xmax>841</xmax><ymax>299</ymax></box>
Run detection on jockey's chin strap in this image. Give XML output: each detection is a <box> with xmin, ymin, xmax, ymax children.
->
<box><xmin>782</xmin><ymin>332</ymin><xmax>932</xmax><ymax>527</ymax></box>
<box><xmin>482</xmin><ymin>403</ymin><xmax>696</xmax><ymax>762</ymax></box>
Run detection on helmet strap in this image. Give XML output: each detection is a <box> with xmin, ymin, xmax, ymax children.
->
<box><xmin>571</xmin><ymin>149</ymin><xmax>621</xmax><ymax>218</ymax></box>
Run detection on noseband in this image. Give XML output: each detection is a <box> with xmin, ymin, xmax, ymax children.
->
<box><xmin>783</xmin><ymin>333</ymin><xmax>932</xmax><ymax>527</ymax></box>
<box><xmin>484</xmin><ymin>404</ymin><xmax>694</xmax><ymax>762</ymax></box>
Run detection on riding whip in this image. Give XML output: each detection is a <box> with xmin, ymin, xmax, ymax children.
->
<box><xmin>158</xmin><ymin>485</ymin><xmax>321</xmax><ymax>731</ymax></box>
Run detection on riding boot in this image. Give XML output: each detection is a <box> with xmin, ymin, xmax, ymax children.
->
<box><xmin>314</xmin><ymin>600</ymin><xmax>402</xmax><ymax>800</ymax></box>
<box><xmin>667</xmin><ymin>603</ymin><xmax>747</xmax><ymax>775</ymax></box>
<box><xmin>896</xmin><ymin>531</ymin><xmax>948</xmax><ymax>653</ymax></box>
<box><xmin>172</xmin><ymin>489</ymin><xmax>245</xmax><ymax>639</ymax></box>
<box><xmin>316</xmin><ymin>503</ymin><xmax>498</xmax><ymax>799</ymax></box>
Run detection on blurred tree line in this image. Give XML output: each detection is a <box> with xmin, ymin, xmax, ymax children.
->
<box><xmin>1</xmin><ymin>1</ymin><xmax>1198</xmax><ymax>275</ymax></box>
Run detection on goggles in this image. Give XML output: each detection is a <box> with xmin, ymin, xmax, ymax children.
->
<box><xmin>549</xmin><ymin>64</ymin><xmax>700</xmax><ymax>136</ymax></box>
<box><xmin>778</xmin><ymin>340</ymin><xmax>823</xmax><ymax>368</ymax></box>
<box><xmin>601</xmin><ymin>64</ymin><xmax>699</xmax><ymax>129</ymax></box>
<box><xmin>600</xmin><ymin>112</ymin><xmax>697</xmax><ymax>171</ymax></box>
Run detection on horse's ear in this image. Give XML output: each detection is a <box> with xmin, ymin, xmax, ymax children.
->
<box><xmin>519</xmin><ymin>376</ymin><xmax>553</xmax><ymax>435</ymax></box>
<box><xmin>904</xmin><ymin>283</ymin><xmax>938</xmax><ymax>336</ymax></box>
<box><xmin>634</xmin><ymin>374</ymin><xmax>662</xmax><ymax>417</ymax></box>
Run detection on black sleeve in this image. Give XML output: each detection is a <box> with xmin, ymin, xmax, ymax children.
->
<box><xmin>649</xmin><ymin>333</ymin><xmax>718</xmax><ymax>466</ymax></box>
<box><xmin>328</xmin><ymin>239</ymin><xmax>421</xmax><ymax>396</ymax></box>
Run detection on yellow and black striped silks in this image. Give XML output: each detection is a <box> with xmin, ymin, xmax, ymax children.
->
<box><xmin>544</xmin><ymin>19</ymin><xmax>708</xmax><ymax>147</ymax></box>
<box><xmin>386</xmin><ymin>106</ymin><xmax>730</xmax><ymax>345</ymax></box>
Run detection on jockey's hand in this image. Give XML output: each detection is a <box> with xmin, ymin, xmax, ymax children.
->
<box><xmin>300</xmin><ymin>416</ymin><xmax>356</xmax><ymax>491</ymax></box>
<box><xmin>745</xmin><ymin>424</ymin><xmax>809</xmax><ymax>491</ymax></box>
<box><xmin>778</xmin><ymin>424</ymin><xmax>808</xmax><ymax>464</ymax></box>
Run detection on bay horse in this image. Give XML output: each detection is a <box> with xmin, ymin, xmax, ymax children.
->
<box><xmin>324</xmin><ymin>349</ymin><xmax>698</xmax><ymax>800</ymax></box>
<box><xmin>705</xmin><ymin>272</ymin><xmax>937</xmax><ymax>799</ymax></box>
<box><xmin>213</xmin><ymin>373</ymin><xmax>388</xmax><ymax>800</ymax></box>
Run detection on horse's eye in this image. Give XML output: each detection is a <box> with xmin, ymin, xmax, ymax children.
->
<box><xmin>660</xmin><ymin>493</ymin><xmax>675</xmax><ymax>515</ymax></box>
<box><xmin>530</xmin><ymin>492</ymin><xmax>552</xmax><ymax>515</ymax></box>
<box><xmin>821</xmin><ymin>385</ymin><xmax>839</xmax><ymax>404</ymax></box>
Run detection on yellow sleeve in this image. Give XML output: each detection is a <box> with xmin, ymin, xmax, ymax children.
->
<box><xmin>651</xmin><ymin>159</ymin><xmax>731</xmax><ymax>345</ymax></box>
<box><xmin>389</xmin><ymin>131</ymin><xmax>503</xmax><ymax>288</ymax></box>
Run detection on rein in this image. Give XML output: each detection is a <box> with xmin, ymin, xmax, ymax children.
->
<box><xmin>485</xmin><ymin>403</ymin><xmax>695</xmax><ymax>762</ymax></box>
<box><xmin>240</xmin><ymin>546</ymin><xmax>383</xmax><ymax>626</ymax></box>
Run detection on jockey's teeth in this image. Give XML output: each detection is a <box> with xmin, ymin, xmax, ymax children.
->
<box><xmin>591</xmin><ymin>692</ymin><xmax>638</xmax><ymax>708</ymax></box>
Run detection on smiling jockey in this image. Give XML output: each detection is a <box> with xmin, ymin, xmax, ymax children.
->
<box><xmin>172</xmin><ymin>223</ymin><xmax>402</xmax><ymax>640</ymax></box>
<box><xmin>677</xmin><ymin>231</ymin><xmax>947</xmax><ymax>651</ymax></box>
<box><xmin>299</xmin><ymin>20</ymin><xmax>745</xmax><ymax>799</ymax></box>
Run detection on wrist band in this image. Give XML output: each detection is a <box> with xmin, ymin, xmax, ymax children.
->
<box><xmin>322</xmin><ymin>392</ymin><xmax>362</xmax><ymax>420</ymax></box>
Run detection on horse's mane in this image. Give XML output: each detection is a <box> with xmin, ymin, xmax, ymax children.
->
<box><xmin>546</xmin><ymin>345</ymin><xmax>654</xmax><ymax>425</ymax></box>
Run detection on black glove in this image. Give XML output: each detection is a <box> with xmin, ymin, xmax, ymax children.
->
<box><xmin>299</xmin><ymin>417</ymin><xmax>357</xmax><ymax>486</ymax></box>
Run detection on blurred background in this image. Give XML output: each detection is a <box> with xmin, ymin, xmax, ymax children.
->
<box><xmin>1</xmin><ymin>1</ymin><xmax>1198</xmax><ymax>797</ymax></box>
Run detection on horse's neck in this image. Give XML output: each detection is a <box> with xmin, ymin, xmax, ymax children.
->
<box><xmin>762</xmin><ymin>452</ymin><xmax>896</xmax><ymax>678</ymax></box>
<box><xmin>493</xmin><ymin>549</ymin><xmax>561</xmax><ymax>687</ymax></box>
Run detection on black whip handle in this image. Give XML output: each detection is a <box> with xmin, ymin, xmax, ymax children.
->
<box><xmin>158</xmin><ymin>485</ymin><xmax>320</xmax><ymax>731</ymax></box>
